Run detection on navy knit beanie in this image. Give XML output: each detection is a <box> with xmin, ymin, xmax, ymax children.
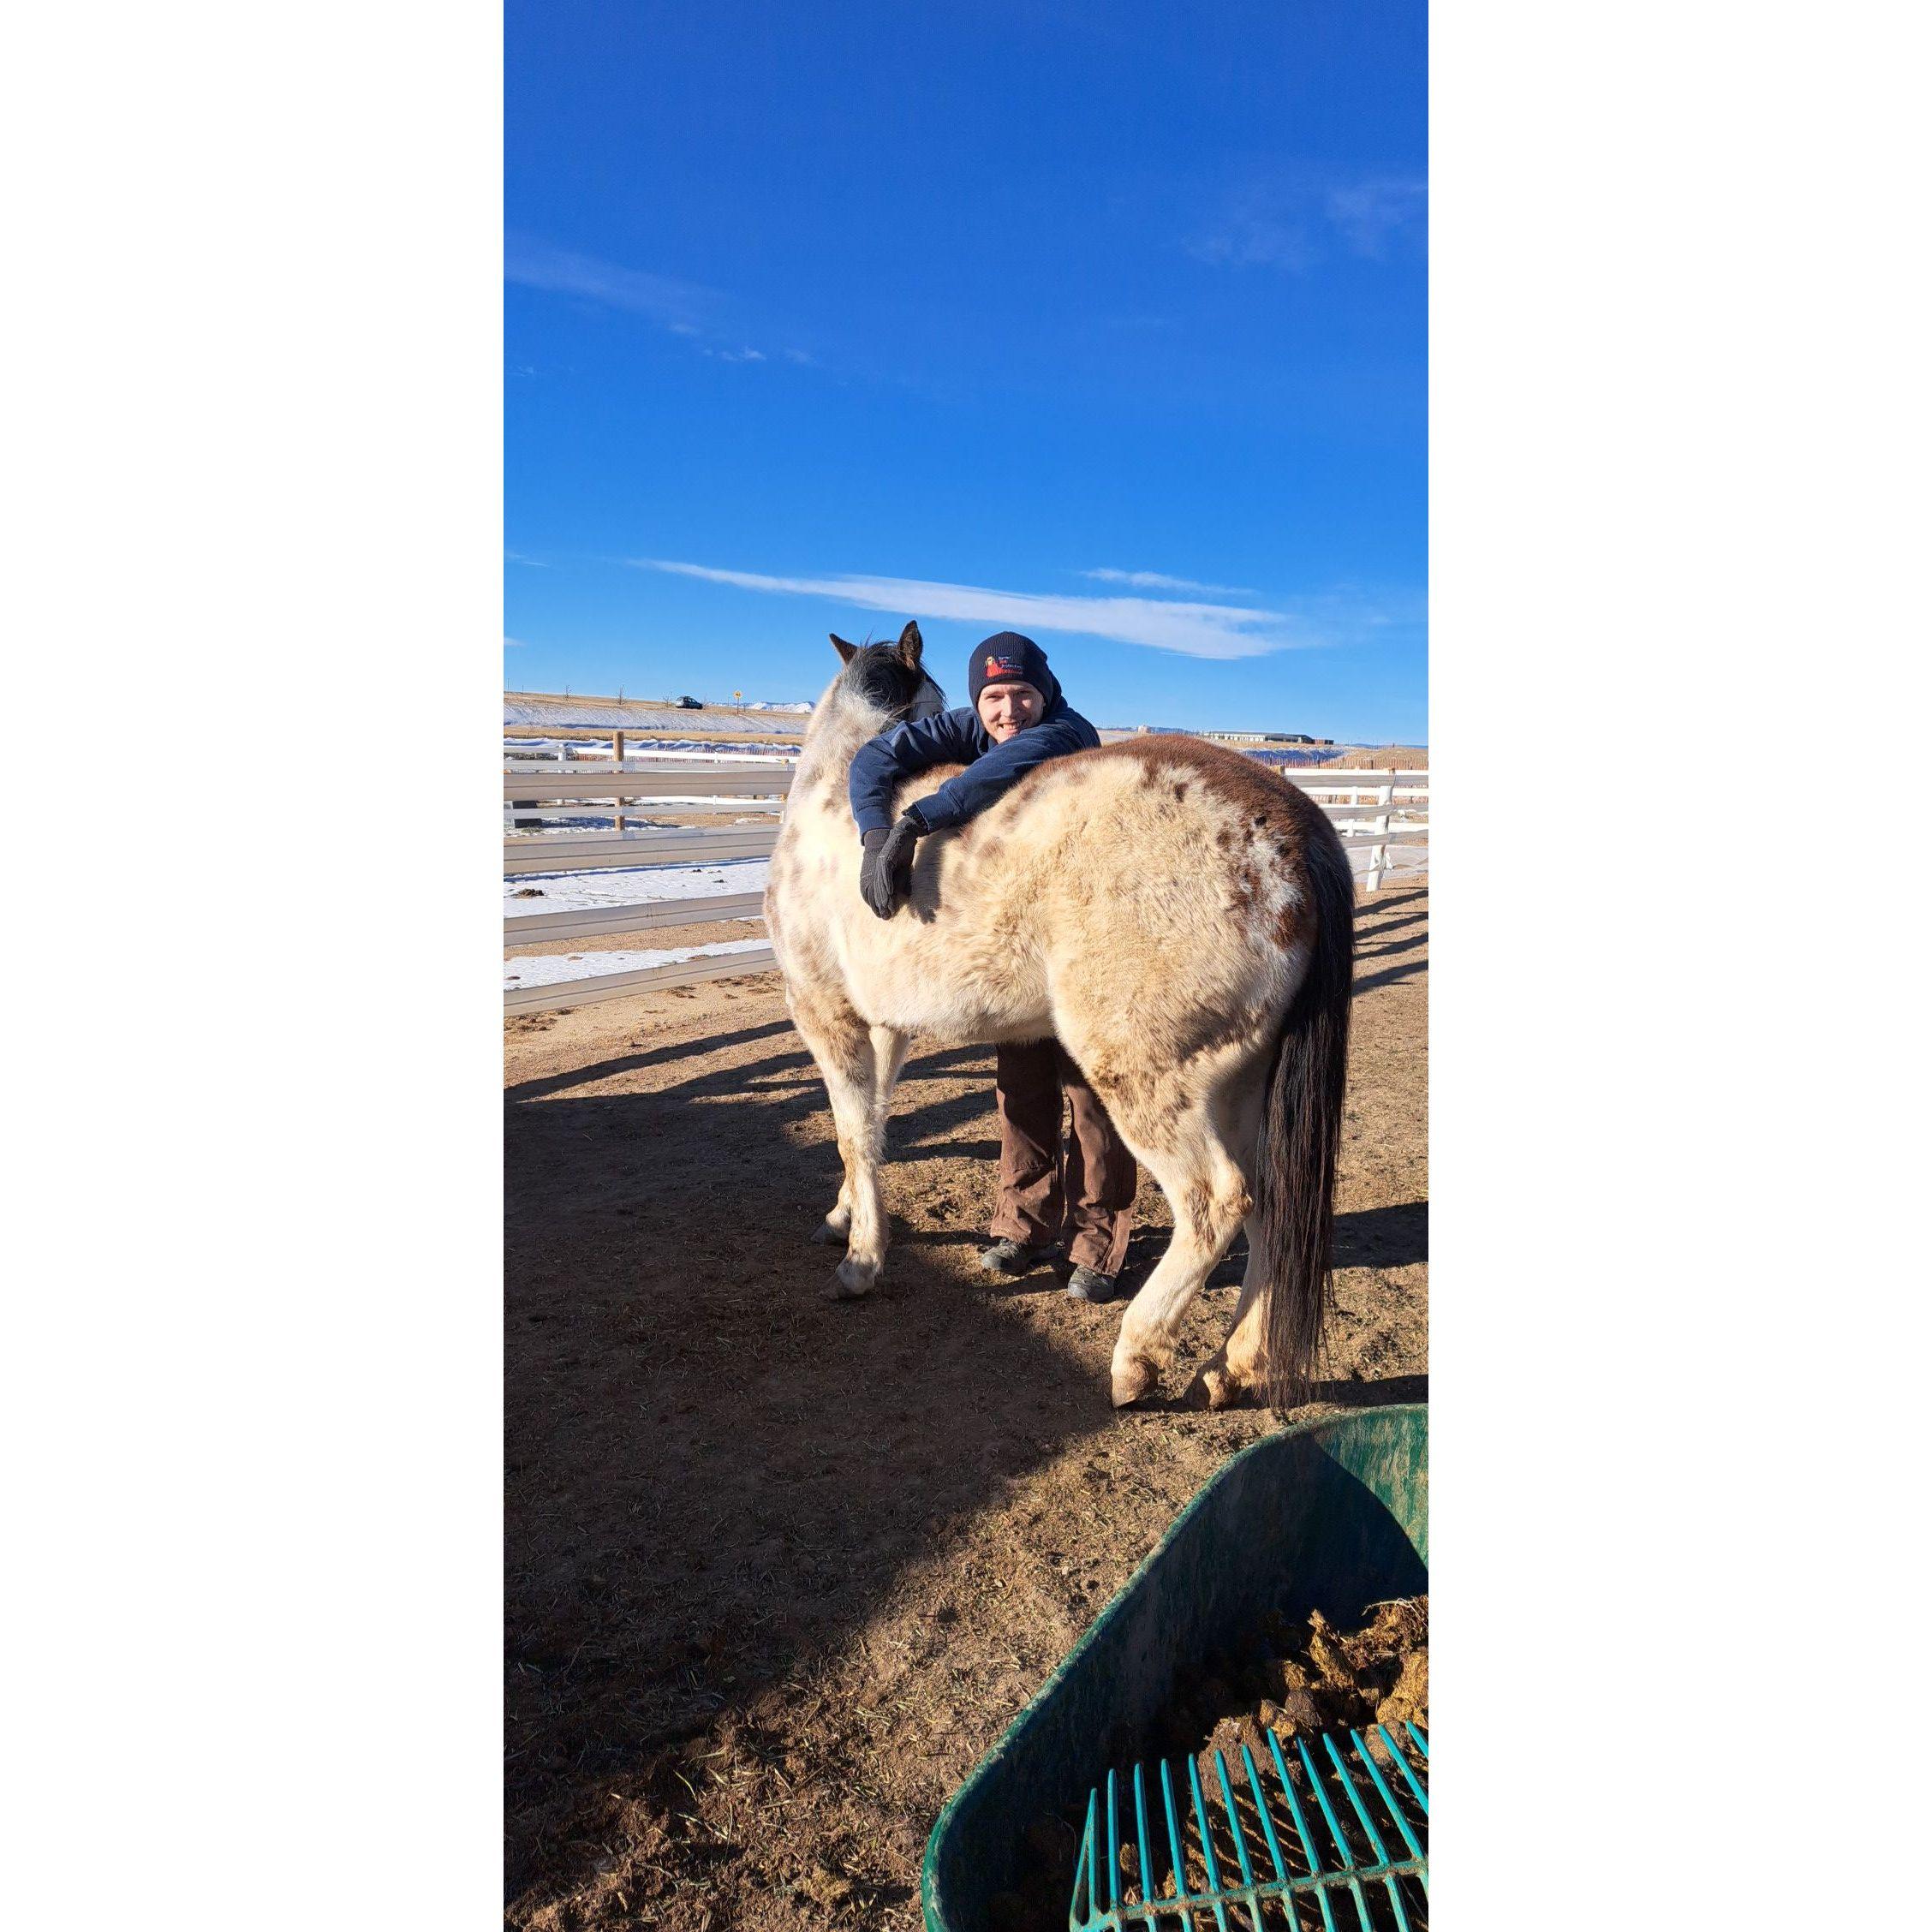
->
<box><xmin>968</xmin><ymin>632</ymin><xmax>1053</xmax><ymax>709</ymax></box>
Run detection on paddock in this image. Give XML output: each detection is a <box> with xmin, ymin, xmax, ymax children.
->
<box><xmin>504</xmin><ymin>885</ymin><xmax>1426</xmax><ymax>1931</ymax></box>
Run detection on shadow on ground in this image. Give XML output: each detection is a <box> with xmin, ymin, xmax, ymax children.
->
<box><xmin>505</xmin><ymin>888</ymin><xmax>1426</xmax><ymax>1926</ymax></box>
<box><xmin>506</xmin><ymin>1032</ymin><xmax>1130</xmax><ymax>1920</ymax></box>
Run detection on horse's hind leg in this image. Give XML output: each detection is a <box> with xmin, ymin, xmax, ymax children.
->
<box><xmin>1184</xmin><ymin>1213</ymin><xmax>1268</xmax><ymax>1410</ymax></box>
<box><xmin>792</xmin><ymin>998</ymin><xmax>891</xmax><ymax>1297</ymax></box>
<box><xmin>1099</xmin><ymin>1094</ymin><xmax>1255</xmax><ymax>1407</ymax></box>
<box><xmin>1101</xmin><ymin>1051</ymin><xmax>1267</xmax><ymax>1407</ymax></box>
<box><xmin>1182</xmin><ymin>1064</ymin><xmax>1274</xmax><ymax>1409</ymax></box>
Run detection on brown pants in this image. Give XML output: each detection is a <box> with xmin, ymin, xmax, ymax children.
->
<box><xmin>987</xmin><ymin>1040</ymin><xmax>1138</xmax><ymax>1275</ymax></box>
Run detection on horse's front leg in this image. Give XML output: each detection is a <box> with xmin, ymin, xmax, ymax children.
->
<box><xmin>807</xmin><ymin>1026</ymin><xmax>907</xmax><ymax>1246</ymax></box>
<box><xmin>794</xmin><ymin>1002</ymin><xmax>891</xmax><ymax>1298</ymax></box>
<box><xmin>810</xmin><ymin>1177</ymin><xmax>853</xmax><ymax>1246</ymax></box>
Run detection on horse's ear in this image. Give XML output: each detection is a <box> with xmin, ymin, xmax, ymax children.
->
<box><xmin>830</xmin><ymin>634</ymin><xmax>858</xmax><ymax>664</ymax></box>
<box><xmin>896</xmin><ymin>620</ymin><xmax>923</xmax><ymax>670</ymax></box>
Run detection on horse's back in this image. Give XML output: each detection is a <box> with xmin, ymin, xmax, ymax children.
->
<box><xmin>939</xmin><ymin>736</ymin><xmax>1334</xmax><ymax>957</ymax></box>
<box><xmin>773</xmin><ymin>731</ymin><xmax>1343</xmax><ymax>1051</ymax></box>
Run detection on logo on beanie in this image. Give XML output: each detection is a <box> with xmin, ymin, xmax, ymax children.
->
<box><xmin>985</xmin><ymin>653</ymin><xmax>1023</xmax><ymax>678</ymax></box>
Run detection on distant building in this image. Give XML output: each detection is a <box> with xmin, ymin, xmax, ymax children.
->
<box><xmin>1110</xmin><ymin>723</ymin><xmax>1333</xmax><ymax>746</ymax></box>
<box><xmin>1198</xmin><ymin>730</ymin><xmax>1334</xmax><ymax>747</ymax></box>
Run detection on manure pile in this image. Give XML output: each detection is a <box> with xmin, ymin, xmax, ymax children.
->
<box><xmin>995</xmin><ymin>1598</ymin><xmax>1429</xmax><ymax>1932</ymax></box>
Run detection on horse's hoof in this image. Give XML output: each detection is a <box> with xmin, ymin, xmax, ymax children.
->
<box><xmin>811</xmin><ymin>1219</ymin><xmax>845</xmax><ymax>1246</ymax></box>
<box><xmin>1111</xmin><ymin>1355</ymin><xmax>1160</xmax><ymax>1408</ymax></box>
<box><xmin>828</xmin><ymin>1258</ymin><xmax>877</xmax><ymax>1300</ymax></box>
<box><xmin>1183</xmin><ymin>1364</ymin><xmax>1243</xmax><ymax>1411</ymax></box>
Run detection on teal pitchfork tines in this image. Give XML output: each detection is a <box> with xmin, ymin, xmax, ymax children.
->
<box><xmin>1068</xmin><ymin>1722</ymin><xmax>1428</xmax><ymax>1931</ymax></box>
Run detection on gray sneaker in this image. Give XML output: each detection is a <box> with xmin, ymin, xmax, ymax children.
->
<box><xmin>979</xmin><ymin>1237</ymin><xmax>1062</xmax><ymax>1278</ymax></box>
<box><xmin>1064</xmin><ymin>1265</ymin><xmax>1120</xmax><ymax>1304</ymax></box>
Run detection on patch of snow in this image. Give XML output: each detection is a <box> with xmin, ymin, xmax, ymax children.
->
<box><xmin>1347</xmin><ymin>844</ymin><xmax>1428</xmax><ymax>876</ymax></box>
<box><xmin>503</xmin><ymin>939</ymin><xmax>771</xmax><ymax>989</ymax></box>
<box><xmin>504</xmin><ymin>859</ymin><xmax>770</xmax><ymax>919</ymax></box>
<box><xmin>504</xmin><ymin>737</ymin><xmax>799</xmax><ymax>762</ymax></box>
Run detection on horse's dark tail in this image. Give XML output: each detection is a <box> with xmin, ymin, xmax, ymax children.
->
<box><xmin>1255</xmin><ymin>820</ymin><xmax>1356</xmax><ymax>1407</ymax></box>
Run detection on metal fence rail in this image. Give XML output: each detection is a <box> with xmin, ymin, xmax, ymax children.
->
<box><xmin>504</xmin><ymin>826</ymin><xmax>783</xmax><ymax>874</ymax></box>
<box><xmin>505</xmin><ymin>891</ymin><xmax>768</xmax><ymax>947</ymax></box>
<box><xmin>504</xmin><ymin>947</ymin><xmax>777</xmax><ymax>1016</ymax></box>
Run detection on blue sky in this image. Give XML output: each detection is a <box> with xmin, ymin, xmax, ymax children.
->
<box><xmin>507</xmin><ymin>1</ymin><xmax>1426</xmax><ymax>741</ymax></box>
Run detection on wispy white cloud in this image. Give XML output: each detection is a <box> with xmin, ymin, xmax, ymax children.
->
<box><xmin>1190</xmin><ymin>174</ymin><xmax>1427</xmax><ymax>271</ymax></box>
<box><xmin>504</xmin><ymin>635</ymin><xmax>526</xmax><ymax>648</ymax></box>
<box><xmin>506</xmin><ymin>235</ymin><xmax>800</xmax><ymax>369</ymax></box>
<box><xmin>505</xmin><ymin>234</ymin><xmax>715</xmax><ymax>331</ymax></box>
<box><xmin>631</xmin><ymin>561</ymin><xmax>1377</xmax><ymax>659</ymax></box>
<box><xmin>1082</xmin><ymin>567</ymin><xmax>1255</xmax><ymax>596</ymax></box>
<box><xmin>505</xmin><ymin>550</ymin><xmax>546</xmax><ymax>569</ymax></box>
<box><xmin>1190</xmin><ymin>195</ymin><xmax>1317</xmax><ymax>271</ymax></box>
<box><xmin>1324</xmin><ymin>179</ymin><xmax>1428</xmax><ymax>260</ymax></box>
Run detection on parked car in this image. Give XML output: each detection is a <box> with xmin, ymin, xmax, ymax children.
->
<box><xmin>675</xmin><ymin>695</ymin><xmax>704</xmax><ymax>709</ymax></box>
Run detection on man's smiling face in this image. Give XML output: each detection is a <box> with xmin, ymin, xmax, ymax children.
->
<box><xmin>976</xmin><ymin>681</ymin><xmax>1045</xmax><ymax>742</ymax></box>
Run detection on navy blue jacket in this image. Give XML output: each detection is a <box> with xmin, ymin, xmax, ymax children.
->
<box><xmin>848</xmin><ymin>693</ymin><xmax>1101</xmax><ymax>835</ymax></box>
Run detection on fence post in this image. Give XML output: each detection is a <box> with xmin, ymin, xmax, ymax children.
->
<box><xmin>613</xmin><ymin>730</ymin><xmax>626</xmax><ymax>832</ymax></box>
<box><xmin>1366</xmin><ymin>778</ymin><xmax>1394</xmax><ymax>893</ymax></box>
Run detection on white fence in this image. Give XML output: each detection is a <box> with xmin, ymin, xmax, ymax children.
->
<box><xmin>504</xmin><ymin>755</ymin><xmax>1427</xmax><ymax>1015</ymax></box>
<box><xmin>1287</xmin><ymin>772</ymin><xmax>1431</xmax><ymax>892</ymax></box>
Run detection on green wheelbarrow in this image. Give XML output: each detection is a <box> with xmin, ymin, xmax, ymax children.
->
<box><xmin>921</xmin><ymin>1405</ymin><xmax>1428</xmax><ymax>1931</ymax></box>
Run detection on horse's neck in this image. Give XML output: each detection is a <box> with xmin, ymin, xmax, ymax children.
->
<box><xmin>793</xmin><ymin>700</ymin><xmax>889</xmax><ymax>816</ymax></box>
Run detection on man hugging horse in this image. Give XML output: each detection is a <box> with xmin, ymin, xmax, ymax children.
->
<box><xmin>848</xmin><ymin>629</ymin><xmax>1140</xmax><ymax>1307</ymax></box>
<box><xmin>763</xmin><ymin>622</ymin><xmax>1354</xmax><ymax>1410</ymax></box>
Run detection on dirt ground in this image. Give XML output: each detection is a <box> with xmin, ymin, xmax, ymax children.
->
<box><xmin>504</xmin><ymin>886</ymin><xmax>1427</xmax><ymax>1931</ymax></box>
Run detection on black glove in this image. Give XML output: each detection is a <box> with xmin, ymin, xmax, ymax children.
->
<box><xmin>859</xmin><ymin>810</ymin><xmax>925</xmax><ymax>919</ymax></box>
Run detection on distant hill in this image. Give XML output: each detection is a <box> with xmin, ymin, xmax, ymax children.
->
<box><xmin>505</xmin><ymin>690</ymin><xmax>809</xmax><ymax>738</ymax></box>
<box><xmin>1327</xmin><ymin>745</ymin><xmax>1428</xmax><ymax>768</ymax></box>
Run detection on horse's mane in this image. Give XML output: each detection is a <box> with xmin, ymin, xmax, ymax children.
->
<box><xmin>840</xmin><ymin>641</ymin><xmax>946</xmax><ymax>720</ymax></box>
